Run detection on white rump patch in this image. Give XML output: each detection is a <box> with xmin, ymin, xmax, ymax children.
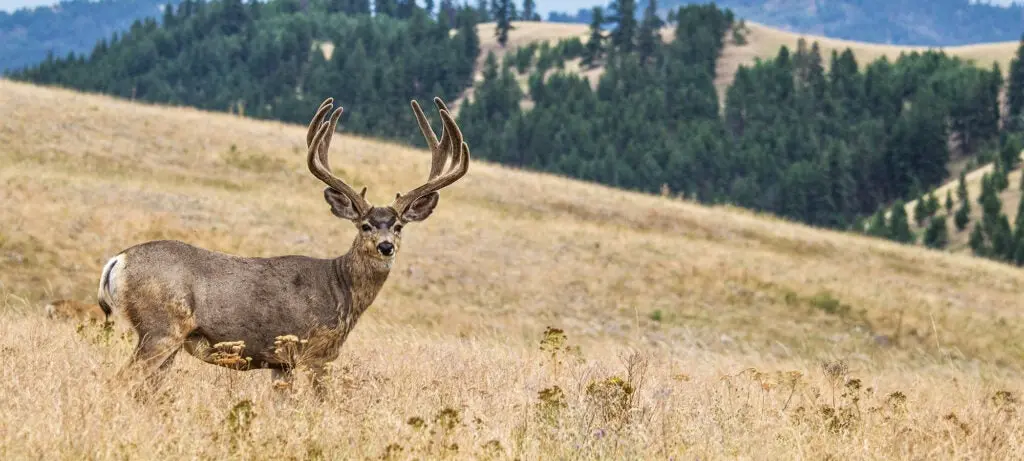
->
<box><xmin>97</xmin><ymin>254</ymin><xmax>125</xmax><ymax>304</ymax></box>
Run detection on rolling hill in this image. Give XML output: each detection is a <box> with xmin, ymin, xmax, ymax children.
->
<box><xmin>0</xmin><ymin>0</ymin><xmax>181</xmax><ymax>72</ymax></box>
<box><xmin>461</xmin><ymin>19</ymin><xmax>1022</xmax><ymax>110</ymax></box>
<box><xmin>659</xmin><ymin>0</ymin><xmax>1024</xmax><ymax>47</ymax></box>
<box><xmin>1</xmin><ymin>79</ymin><xmax>1023</xmax><ymax>459</ymax></box>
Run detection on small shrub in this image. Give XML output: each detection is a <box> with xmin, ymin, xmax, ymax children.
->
<box><xmin>585</xmin><ymin>376</ymin><xmax>634</xmax><ymax>423</ymax></box>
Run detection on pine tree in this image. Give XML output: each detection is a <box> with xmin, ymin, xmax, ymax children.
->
<box><xmin>926</xmin><ymin>191</ymin><xmax>940</xmax><ymax>217</ymax></box>
<box><xmin>979</xmin><ymin>174</ymin><xmax>1002</xmax><ymax>222</ymax></box>
<box><xmin>945</xmin><ymin>189</ymin><xmax>954</xmax><ymax>214</ymax></box>
<box><xmin>994</xmin><ymin>159</ymin><xmax>1011</xmax><ymax>191</ymax></box>
<box><xmin>581</xmin><ymin>7</ymin><xmax>605</xmax><ymax>68</ymax></box>
<box><xmin>521</xmin><ymin>0</ymin><xmax>537</xmax><ymax>21</ymax></box>
<box><xmin>636</xmin><ymin>0</ymin><xmax>664</xmax><ymax>62</ymax></box>
<box><xmin>1001</xmin><ymin>132</ymin><xmax>1023</xmax><ymax>172</ymax></box>
<box><xmin>913</xmin><ymin>194</ymin><xmax>928</xmax><ymax>225</ymax></box>
<box><xmin>1007</xmin><ymin>33</ymin><xmax>1024</xmax><ymax>129</ymax></box>
<box><xmin>805</xmin><ymin>42</ymin><xmax>826</xmax><ymax>102</ymax></box>
<box><xmin>396</xmin><ymin>0</ymin><xmax>418</xmax><ymax>18</ymax></box>
<box><xmin>957</xmin><ymin>171</ymin><xmax>969</xmax><ymax>203</ymax></box>
<box><xmin>438</xmin><ymin>0</ymin><xmax>456</xmax><ymax>24</ymax></box>
<box><xmin>865</xmin><ymin>208</ymin><xmax>889</xmax><ymax>238</ymax></box>
<box><xmin>889</xmin><ymin>201</ymin><xmax>914</xmax><ymax>244</ymax></box>
<box><xmin>607</xmin><ymin>0</ymin><xmax>637</xmax><ymax>53</ymax></box>
<box><xmin>375</xmin><ymin>0</ymin><xmax>396</xmax><ymax>16</ymax></box>
<box><xmin>955</xmin><ymin>170</ymin><xmax>972</xmax><ymax>227</ymax></box>
<box><xmin>969</xmin><ymin>223</ymin><xmax>987</xmax><ymax>256</ymax></box>
<box><xmin>475</xmin><ymin>0</ymin><xmax>490</xmax><ymax>21</ymax></box>
<box><xmin>955</xmin><ymin>203</ymin><xmax>971</xmax><ymax>231</ymax></box>
<box><xmin>923</xmin><ymin>216</ymin><xmax>949</xmax><ymax>249</ymax></box>
<box><xmin>162</xmin><ymin>1</ymin><xmax>177</xmax><ymax>27</ymax></box>
<box><xmin>1014</xmin><ymin>187</ymin><xmax>1024</xmax><ymax>238</ymax></box>
<box><xmin>1014</xmin><ymin>241</ymin><xmax>1024</xmax><ymax>266</ymax></box>
<box><xmin>492</xmin><ymin>0</ymin><xmax>514</xmax><ymax>47</ymax></box>
<box><xmin>990</xmin><ymin>214</ymin><xmax>1014</xmax><ymax>260</ymax></box>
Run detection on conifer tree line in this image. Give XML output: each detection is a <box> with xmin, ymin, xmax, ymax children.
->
<box><xmin>11</xmin><ymin>0</ymin><xmax>1024</xmax><ymax>262</ymax></box>
<box><xmin>462</xmin><ymin>1</ymin><xmax>1022</xmax><ymax>233</ymax></box>
<box><xmin>866</xmin><ymin>132</ymin><xmax>1024</xmax><ymax>266</ymax></box>
<box><xmin>10</xmin><ymin>0</ymin><xmax>482</xmax><ymax>144</ymax></box>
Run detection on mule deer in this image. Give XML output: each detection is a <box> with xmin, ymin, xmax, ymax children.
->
<box><xmin>96</xmin><ymin>96</ymin><xmax>470</xmax><ymax>396</ymax></box>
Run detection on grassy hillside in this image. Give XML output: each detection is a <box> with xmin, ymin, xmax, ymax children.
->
<box><xmin>2</xmin><ymin>79</ymin><xmax>1023</xmax><ymax>459</ymax></box>
<box><xmin>898</xmin><ymin>154</ymin><xmax>1024</xmax><ymax>253</ymax></box>
<box><xmin>717</xmin><ymin>21</ymin><xmax>1020</xmax><ymax>94</ymax></box>
<box><xmin>464</xmin><ymin>19</ymin><xmax>1021</xmax><ymax>108</ymax></box>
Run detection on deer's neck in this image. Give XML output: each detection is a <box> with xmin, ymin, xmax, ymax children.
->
<box><xmin>333</xmin><ymin>251</ymin><xmax>391</xmax><ymax>325</ymax></box>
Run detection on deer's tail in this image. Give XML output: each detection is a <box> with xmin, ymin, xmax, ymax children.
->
<box><xmin>96</xmin><ymin>254</ymin><xmax>124</xmax><ymax>321</ymax></box>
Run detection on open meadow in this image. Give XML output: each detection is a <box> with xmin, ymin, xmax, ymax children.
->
<box><xmin>1</xmin><ymin>79</ymin><xmax>1023</xmax><ymax>459</ymax></box>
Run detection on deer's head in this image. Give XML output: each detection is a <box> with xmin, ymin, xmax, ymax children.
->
<box><xmin>305</xmin><ymin>97</ymin><xmax>470</xmax><ymax>266</ymax></box>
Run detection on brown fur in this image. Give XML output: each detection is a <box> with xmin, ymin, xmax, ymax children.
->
<box><xmin>98</xmin><ymin>97</ymin><xmax>469</xmax><ymax>398</ymax></box>
<box><xmin>44</xmin><ymin>299</ymin><xmax>106</xmax><ymax>323</ymax></box>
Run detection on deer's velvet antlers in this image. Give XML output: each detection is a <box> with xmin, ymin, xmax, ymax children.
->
<box><xmin>392</xmin><ymin>97</ymin><xmax>470</xmax><ymax>214</ymax></box>
<box><xmin>305</xmin><ymin>97</ymin><xmax>469</xmax><ymax>218</ymax></box>
<box><xmin>306</xmin><ymin>98</ymin><xmax>372</xmax><ymax>217</ymax></box>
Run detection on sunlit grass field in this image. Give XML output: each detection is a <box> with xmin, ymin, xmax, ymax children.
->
<box><xmin>1</xmin><ymin>79</ymin><xmax>1022</xmax><ymax>459</ymax></box>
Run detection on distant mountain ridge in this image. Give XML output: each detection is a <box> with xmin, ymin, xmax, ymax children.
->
<box><xmin>549</xmin><ymin>0</ymin><xmax>1024</xmax><ymax>46</ymax></box>
<box><xmin>0</xmin><ymin>0</ymin><xmax>180</xmax><ymax>72</ymax></box>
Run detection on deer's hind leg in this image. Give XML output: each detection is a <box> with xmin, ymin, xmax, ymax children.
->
<box><xmin>117</xmin><ymin>331</ymin><xmax>186</xmax><ymax>400</ymax></box>
<box><xmin>117</xmin><ymin>296</ymin><xmax>195</xmax><ymax>397</ymax></box>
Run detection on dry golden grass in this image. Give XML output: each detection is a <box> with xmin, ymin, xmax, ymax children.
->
<box><xmin>3</xmin><ymin>309</ymin><xmax>1023</xmax><ymax>460</ymax></box>
<box><xmin>2</xmin><ymin>79</ymin><xmax>1024</xmax><ymax>458</ymax></box>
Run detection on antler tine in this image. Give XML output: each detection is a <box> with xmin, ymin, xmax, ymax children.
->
<box><xmin>411</xmin><ymin>97</ymin><xmax>455</xmax><ymax>180</ymax></box>
<box><xmin>437</xmin><ymin>99</ymin><xmax>463</xmax><ymax>174</ymax></box>
<box><xmin>307</xmin><ymin>98</ymin><xmax>334</xmax><ymax>148</ymax></box>
<box><xmin>306</xmin><ymin>98</ymin><xmax>371</xmax><ymax>216</ymax></box>
<box><xmin>317</xmin><ymin>103</ymin><xmax>344</xmax><ymax>172</ymax></box>
<box><xmin>391</xmin><ymin>106</ymin><xmax>470</xmax><ymax>214</ymax></box>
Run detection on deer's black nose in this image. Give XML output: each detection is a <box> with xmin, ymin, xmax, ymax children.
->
<box><xmin>377</xmin><ymin>241</ymin><xmax>395</xmax><ymax>256</ymax></box>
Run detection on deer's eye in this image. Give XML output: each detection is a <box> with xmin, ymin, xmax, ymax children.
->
<box><xmin>360</xmin><ymin>224</ymin><xmax>372</xmax><ymax>232</ymax></box>
<box><xmin>393</xmin><ymin>224</ymin><xmax>403</xmax><ymax>233</ymax></box>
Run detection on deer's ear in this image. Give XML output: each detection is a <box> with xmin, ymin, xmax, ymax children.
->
<box><xmin>400</xmin><ymin>192</ymin><xmax>439</xmax><ymax>222</ymax></box>
<box><xmin>324</xmin><ymin>187</ymin><xmax>361</xmax><ymax>220</ymax></box>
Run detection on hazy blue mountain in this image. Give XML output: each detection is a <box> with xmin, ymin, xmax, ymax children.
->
<box><xmin>545</xmin><ymin>0</ymin><xmax>1024</xmax><ymax>46</ymax></box>
<box><xmin>1</xmin><ymin>0</ymin><xmax>179</xmax><ymax>72</ymax></box>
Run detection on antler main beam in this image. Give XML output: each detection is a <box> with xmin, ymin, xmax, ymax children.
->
<box><xmin>306</xmin><ymin>98</ymin><xmax>371</xmax><ymax>217</ymax></box>
<box><xmin>391</xmin><ymin>97</ymin><xmax>470</xmax><ymax>214</ymax></box>
<box><xmin>411</xmin><ymin>97</ymin><xmax>454</xmax><ymax>180</ymax></box>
